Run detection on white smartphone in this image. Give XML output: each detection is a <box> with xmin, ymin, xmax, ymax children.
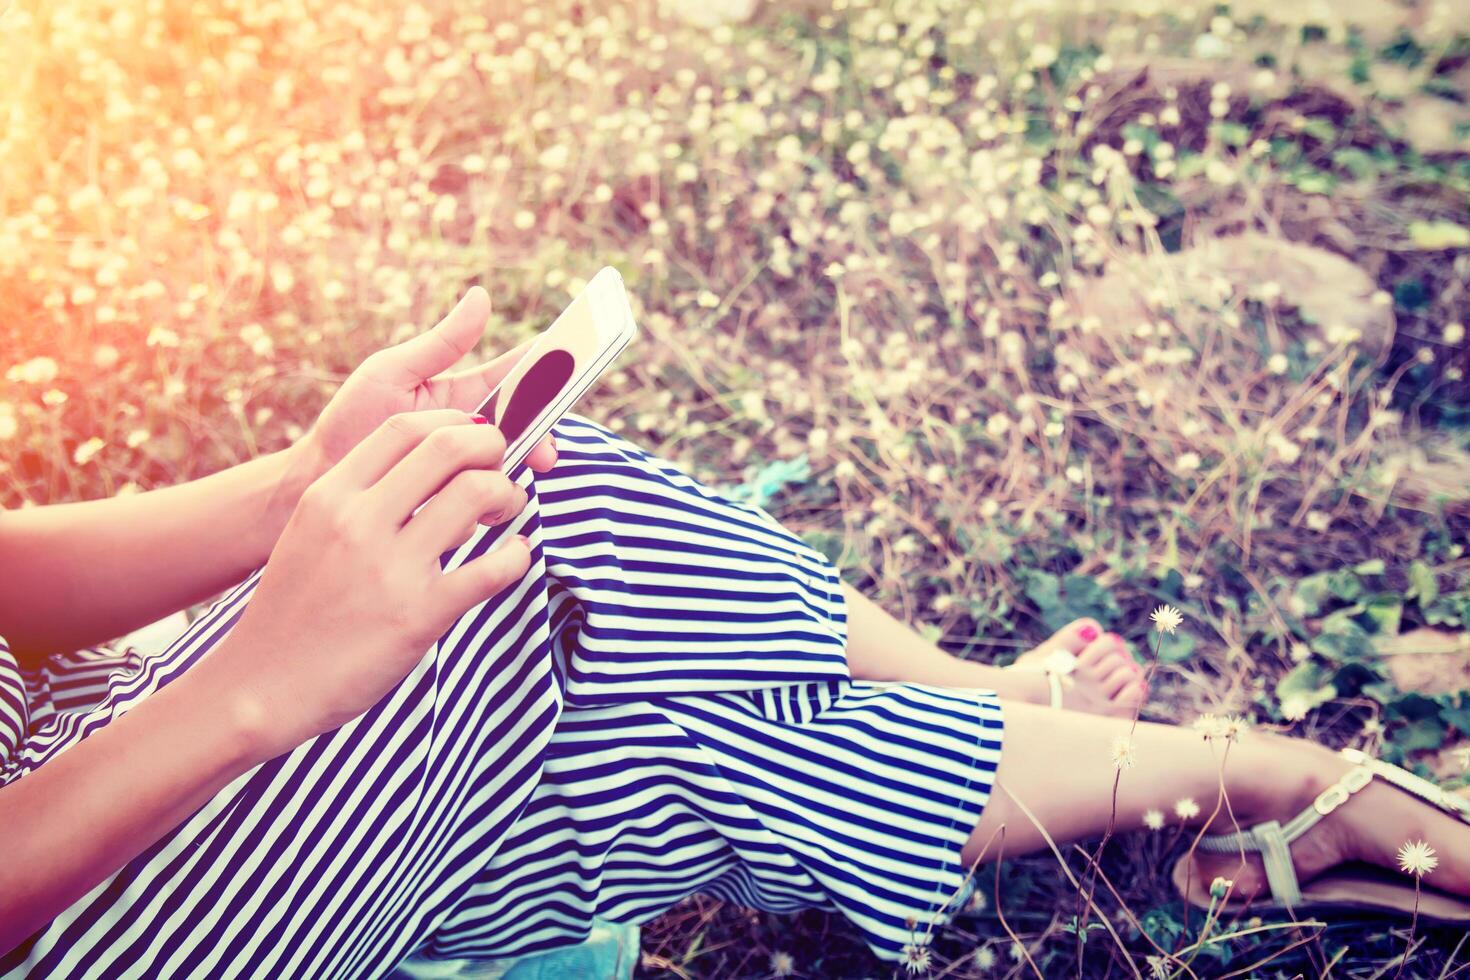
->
<box><xmin>475</xmin><ymin>266</ymin><xmax>637</xmax><ymax>470</ymax></box>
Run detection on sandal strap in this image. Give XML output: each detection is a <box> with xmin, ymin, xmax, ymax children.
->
<box><xmin>1341</xmin><ymin>747</ymin><xmax>1470</xmax><ymax>824</ymax></box>
<box><xmin>1014</xmin><ymin>649</ymin><xmax>1076</xmax><ymax>710</ymax></box>
<box><xmin>1195</xmin><ymin>760</ymin><xmax>1376</xmax><ymax>907</ymax></box>
<box><xmin>1192</xmin><ymin>748</ymin><xmax>1468</xmax><ymax>908</ymax></box>
<box><xmin>1254</xmin><ymin>820</ymin><xmax>1303</xmax><ymax>907</ymax></box>
<box><xmin>1046</xmin><ymin>670</ymin><xmax>1065</xmax><ymax>710</ymax></box>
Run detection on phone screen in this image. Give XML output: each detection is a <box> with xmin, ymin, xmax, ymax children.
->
<box><xmin>475</xmin><ymin>268</ymin><xmax>634</xmax><ymax>468</ymax></box>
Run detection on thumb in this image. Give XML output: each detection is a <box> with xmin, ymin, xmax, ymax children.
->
<box><xmin>379</xmin><ymin>287</ymin><xmax>492</xmax><ymax>384</ymax></box>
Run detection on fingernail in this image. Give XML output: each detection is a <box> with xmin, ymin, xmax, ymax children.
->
<box><xmin>514</xmin><ymin>534</ymin><xmax>531</xmax><ymax>549</ymax></box>
<box><xmin>472</xmin><ymin>415</ymin><xmax>490</xmax><ymax>425</ymax></box>
<box><xmin>1078</xmin><ymin>624</ymin><xmax>1100</xmax><ymax>642</ymax></box>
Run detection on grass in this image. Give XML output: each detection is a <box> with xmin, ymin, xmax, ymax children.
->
<box><xmin>3</xmin><ymin>0</ymin><xmax>1469</xmax><ymax>975</ymax></box>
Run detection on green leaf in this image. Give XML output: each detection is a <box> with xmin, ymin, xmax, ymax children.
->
<box><xmin>1385</xmin><ymin>691</ymin><xmax>1442</xmax><ymax>722</ymax></box>
<box><xmin>1408</xmin><ymin>220</ymin><xmax>1470</xmax><ymax>250</ymax></box>
<box><xmin>1122</xmin><ymin>122</ymin><xmax>1161</xmax><ymax>153</ymax></box>
<box><xmin>1391</xmin><ymin>716</ymin><xmax>1447</xmax><ymax>752</ymax></box>
<box><xmin>1352</xmin><ymin>558</ymin><xmax>1386</xmax><ymax>576</ymax></box>
<box><xmin>1293</xmin><ymin>571</ymin><xmax>1334</xmax><ymax>616</ymax></box>
<box><xmin>1276</xmin><ymin>661</ymin><xmax>1337</xmax><ymax>715</ymax></box>
<box><xmin>1332</xmin><ymin>660</ymin><xmax>1384</xmax><ymax>695</ymax></box>
<box><xmin>1441</xmin><ymin>697</ymin><xmax>1470</xmax><ymax>736</ymax></box>
<box><xmin>1332</xmin><ymin>146</ymin><xmax>1378</xmax><ymax>180</ymax></box>
<box><xmin>1357</xmin><ymin>594</ymin><xmax>1403</xmax><ymax>636</ymax></box>
<box><xmin>1022</xmin><ymin>571</ymin><xmax>1120</xmax><ymax>633</ymax></box>
<box><xmin>1023</xmin><ymin>570</ymin><xmax>1060</xmax><ymax>612</ymax></box>
<box><xmin>1313</xmin><ymin>617</ymin><xmax>1372</xmax><ymax>661</ymax></box>
<box><xmin>1139</xmin><ymin>907</ymin><xmax>1184</xmax><ymax>949</ymax></box>
<box><xmin>1362</xmin><ymin>679</ymin><xmax>1400</xmax><ymax>704</ymax></box>
<box><xmin>1327</xmin><ymin>570</ymin><xmax>1364</xmax><ymax>602</ymax></box>
<box><xmin>1287</xmin><ymin>168</ymin><xmax>1337</xmax><ymax>195</ymax></box>
<box><xmin>1300</xmin><ymin>117</ymin><xmax>1338</xmax><ymax>144</ymax></box>
<box><xmin>1155</xmin><ymin>630</ymin><xmax>1197</xmax><ymax>665</ymax></box>
<box><xmin>1213</xmin><ymin>121</ymin><xmax>1251</xmax><ymax>147</ymax></box>
<box><xmin>1407</xmin><ymin>560</ymin><xmax>1439</xmax><ymax>607</ymax></box>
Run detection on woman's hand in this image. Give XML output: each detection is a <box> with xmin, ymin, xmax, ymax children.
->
<box><xmin>293</xmin><ymin>287</ymin><xmax>557</xmax><ymax>485</ymax></box>
<box><xmin>0</xmin><ymin>289</ymin><xmax>556</xmax><ymax>669</ymax></box>
<box><xmin>206</xmin><ymin>410</ymin><xmax>534</xmax><ymax>756</ymax></box>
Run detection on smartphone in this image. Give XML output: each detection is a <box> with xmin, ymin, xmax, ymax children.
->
<box><xmin>475</xmin><ymin>266</ymin><xmax>637</xmax><ymax>470</ymax></box>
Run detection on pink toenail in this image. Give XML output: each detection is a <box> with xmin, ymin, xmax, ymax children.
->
<box><xmin>1079</xmin><ymin>624</ymin><xmax>1100</xmax><ymax>642</ymax></box>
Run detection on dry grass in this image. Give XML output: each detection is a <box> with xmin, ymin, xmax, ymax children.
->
<box><xmin>3</xmin><ymin>0</ymin><xmax>1469</xmax><ymax>975</ymax></box>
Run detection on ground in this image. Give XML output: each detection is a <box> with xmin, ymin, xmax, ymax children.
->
<box><xmin>2</xmin><ymin>0</ymin><xmax>1468</xmax><ymax>976</ymax></box>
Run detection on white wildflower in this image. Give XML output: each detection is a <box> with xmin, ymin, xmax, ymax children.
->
<box><xmin>1280</xmin><ymin>695</ymin><xmax>1311</xmax><ymax>722</ymax></box>
<box><xmin>1110</xmin><ymin>735</ymin><xmax>1136</xmax><ymax>770</ymax></box>
<box><xmin>1174</xmin><ymin>797</ymin><xmax>1200</xmax><ymax>820</ymax></box>
<box><xmin>1150</xmin><ymin>605</ymin><xmax>1183</xmax><ymax>635</ymax></box>
<box><xmin>1398</xmin><ymin>840</ymin><xmax>1438</xmax><ymax>877</ymax></box>
<box><xmin>901</xmin><ymin>942</ymin><xmax>932</xmax><ymax>974</ymax></box>
<box><xmin>6</xmin><ymin>356</ymin><xmax>59</xmax><ymax>385</ymax></box>
<box><xmin>1192</xmin><ymin>713</ymin><xmax>1226</xmax><ymax>740</ymax></box>
<box><xmin>73</xmin><ymin>437</ymin><xmax>105</xmax><ymax>466</ymax></box>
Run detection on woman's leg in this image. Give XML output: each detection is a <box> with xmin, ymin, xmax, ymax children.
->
<box><xmin>964</xmin><ymin>699</ymin><xmax>1470</xmax><ymax>897</ymax></box>
<box><xmin>842</xmin><ymin>586</ymin><xmax>1148</xmax><ymax>717</ymax></box>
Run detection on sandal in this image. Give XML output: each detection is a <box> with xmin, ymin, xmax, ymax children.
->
<box><xmin>1014</xmin><ymin>648</ymin><xmax>1077</xmax><ymax>710</ymax></box>
<box><xmin>1172</xmin><ymin>748</ymin><xmax>1470</xmax><ymax>923</ymax></box>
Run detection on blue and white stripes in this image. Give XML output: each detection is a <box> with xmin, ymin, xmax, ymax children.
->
<box><xmin>1</xmin><ymin>416</ymin><xmax>1003</xmax><ymax>977</ymax></box>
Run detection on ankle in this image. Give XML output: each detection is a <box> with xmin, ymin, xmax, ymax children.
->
<box><xmin>1227</xmin><ymin>736</ymin><xmax>1344</xmax><ymax>824</ymax></box>
<box><xmin>992</xmin><ymin>663</ymin><xmax>1050</xmax><ymax>705</ymax></box>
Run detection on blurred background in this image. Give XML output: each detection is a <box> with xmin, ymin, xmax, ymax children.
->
<box><xmin>2</xmin><ymin>0</ymin><xmax>1469</xmax><ymax>974</ymax></box>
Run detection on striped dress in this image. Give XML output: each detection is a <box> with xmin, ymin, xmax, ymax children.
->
<box><xmin>0</xmin><ymin>417</ymin><xmax>1004</xmax><ymax>979</ymax></box>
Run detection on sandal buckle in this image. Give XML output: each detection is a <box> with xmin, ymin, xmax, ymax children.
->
<box><xmin>1341</xmin><ymin>767</ymin><xmax>1373</xmax><ymax>794</ymax></box>
<box><xmin>1313</xmin><ymin>785</ymin><xmax>1348</xmax><ymax>816</ymax></box>
<box><xmin>1313</xmin><ymin>766</ymin><xmax>1373</xmax><ymax>817</ymax></box>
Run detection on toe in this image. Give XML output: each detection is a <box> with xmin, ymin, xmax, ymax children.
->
<box><xmin>1100</xmin><ymin>664</ymin><xmax>1136</xmax><ymax>698</ymax></box>
<box><xmin>1049</xmin><ymin>618</ymin><xmax>1103</xmax><ymax>656</ymax></box>
<box><xmin>1015</xmin><ymin>619</ymin><xmax>1102</xmax><ymax>669</ymax></box>
<box><xmin>1076</xmin><ymin>634</ymin><xmax>1123</xmax><ymax>671</ymax></box>
<box><xmin>1114</xmin><ymin>677</ymin><xmax>1148</xmax><ymax>708</ymax></box>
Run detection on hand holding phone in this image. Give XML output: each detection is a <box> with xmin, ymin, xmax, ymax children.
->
<box><xmin>475</xmin><ymin>266</ymin><xmax>637</xmax><ymax>470</ymax></box>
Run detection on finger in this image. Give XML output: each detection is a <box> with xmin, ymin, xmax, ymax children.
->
<box><xmin>404</xmin><ymin>469</ymin><xmax>527</xmax><ymax>555</ymax></box>
<box><xmin>368</xmin><ymin>420</ymin><xmax>509</xmax><ymax>525</ymax></box>
<box><xmin>377</xmin><ymin>287</ymin><xmax>492</xmax><ymax>385</ymax></box>
<box><xmin>437</xmin><ymin>534</ymin><xmax>532</xmax><ymax>615</ymax></box>
<box><xmin>325</xmin><ymin>409</ymin><xmax>478</xmax><ymax>492</ymax></box>
<box><xmin>523</xmin><ymin>434</ymin><xmax>557</xmax><ymax>473</ymax></box>
<box><xmin>439</xmin><ymin>338</ymin><xmax>536</xmax><ymax>411</ymax></box>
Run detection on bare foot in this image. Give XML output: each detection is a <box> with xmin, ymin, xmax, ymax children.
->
<box><xmin>1186</xmin><ymin>740</ymin><xmax>1470</xmax><ymax>908</ymax></box>
<box><xmin>1010</xmin><ymin>619</ymin><xmax>1148</xmax><ymax>719</ymax></box>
